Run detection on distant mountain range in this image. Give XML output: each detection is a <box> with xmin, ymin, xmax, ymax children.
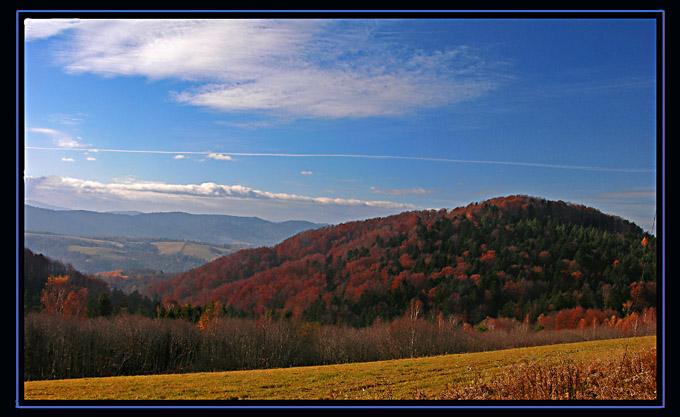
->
<box><xmin>23</xmin><ymin>205</ymin><xmax>324</xmax><ymax>247</ymax></box>
<box><xmin>24</xmin><ymin>200</ymin><xmax>71</xmax><ymax>211</ymax></box>
<box><xmin>23</xmin><ymin>231</ymin><xmax>245</xmax><ymax>275</ymax></box>
<box><xmin>22</xmin><ymin>205</ymin><xmax>325</xmax><ymax>274</ymax></box>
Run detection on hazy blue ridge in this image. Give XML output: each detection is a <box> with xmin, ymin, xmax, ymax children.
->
<box><xmin>23</xmin><ymin>205</ymin><xmax>324</xmax><ymax>247</ymax></box>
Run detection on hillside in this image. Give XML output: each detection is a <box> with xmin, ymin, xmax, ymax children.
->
<box><xmin>22</xmin><ymin>248</ymin><xmax>111</xmax><ymax>312</ymax></box>
<box><xmin>24</xmin><ymin>232</ymin><xmax>248</xmax><ymax>274</ymax></box>
<box><xmin>24</xmin><ymin>205</ymin><xmax>323</xmax><ymax>247</ymax></box>
<box><xmin>23</xmin><ymin>248</ymin><xmax>169</xmax><ymax>317</ymax></box>
<box><xmin>145</xmin><ymin>195</ymin><xmax>657</xmax><ymax>326</ymax></box>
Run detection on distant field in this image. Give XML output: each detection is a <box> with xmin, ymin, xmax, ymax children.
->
<box><xmin>22</xmin><ymin>335</ymin><xmax>656</xmax><ymax>401</ymax></box>
<box><xmin>24</xmin><ymin>232</ymin><xmax>242</xmax><ymax>273</ymax></box>
<box><xmin>172</xmin><ymin>241</ymin><xmax>233</xmax><ymax>261</ymax></box>
<box><xmin>66</xmin><ymin>245</ymin><xmax>128</xmax><ymax>260</ymax></box>
<box><xmin>151</xmin><ymin>241</ymin><xmax>234</xmax><ymax>261</ymax></box>
<box><xmin>151</xmin><ymin>241</ymin><xmax>186</xmax><ymax>255</ymax></box>
<box><xmin>25</xmin><ymin>232</ymin><xmax>125</xmax><ymax>248</ymax></box>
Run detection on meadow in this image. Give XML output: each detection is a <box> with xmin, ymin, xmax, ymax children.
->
<box><xmin>23</xmin><ymin>335</ymin><xmax>656</xmax><ymax>402</ymax></box>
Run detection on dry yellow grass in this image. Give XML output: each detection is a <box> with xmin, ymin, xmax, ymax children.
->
<box><xmin>151</xmin><ymin>241</ymin><xmax>233</xmax><ymax>260</ymax></box>
<box><xmin>23</xmin><ymin>336</ymin><xmax>656</xmax><ymax>401</ymax></box>
<box><xmin>428</xmin><ymin>344</ymin><xmax>657</xmax><ymax>400</ymax></box>
<box><xmin>181</xmin><ymin>242</ymin><xmax>233</xmax><ymax>261</ymax></box>
<box><xmin>151</xmin><ymin>241</ymin><xmax>186</xmax><ymax>255</ymax></box>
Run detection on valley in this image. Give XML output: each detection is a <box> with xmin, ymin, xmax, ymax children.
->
<box><xmin>23</xmin><ymin>204</ymin><xmax>324</xmax><ymax>279</ymax></box>
<box><xmin>25</xmin><ymin>231</ymin><xmax>246</xmax><ymax>275</ymax></box>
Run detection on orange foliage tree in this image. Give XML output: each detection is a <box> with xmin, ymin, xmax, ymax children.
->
<box><xmin>197</xmin><ymin>301</ymin><xmax>223</xmax><ymax>331</ymax></box>
<box><xmin>40</xmin><ymin>275</ymin><xmax>88</xmax><ymax>318</ymax></box>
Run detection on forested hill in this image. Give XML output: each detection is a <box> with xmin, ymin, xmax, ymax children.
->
<box><xmin>145</xmin><ymin>195</ymin><xmax>657</xmax><ymax>327</ymax></box>
<box><xmin>23</xmin><ymin>248</ymin><xmax>110</xmax><ymax>313</ymax></box>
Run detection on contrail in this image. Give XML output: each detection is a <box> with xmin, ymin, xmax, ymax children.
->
<box><xmin>24</xmin><ymin>146</ymin><xmax>655</xmax><ymax>173</ymax></box>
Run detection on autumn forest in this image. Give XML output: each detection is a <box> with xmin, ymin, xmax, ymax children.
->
<box><xmin>22</xmin><ymin>195</ymin><xmax>658</xmax><ymax>381</ymax></box>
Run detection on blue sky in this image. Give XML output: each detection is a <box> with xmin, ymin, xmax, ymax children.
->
<box><xmin>21</xmin><ymin>14</ymin><xmax>660</xmax><ymax>231</ymax></box>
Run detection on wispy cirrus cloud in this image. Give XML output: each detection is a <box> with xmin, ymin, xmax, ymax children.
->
<box><xmin>595</xmin><ymin>187</ymin><xmax>656</xmax><ymax>200</ymax></box>
<box><xmin>28</xmin><ymin>127</ymin><xmax>90</xmax><ymax>148</ymax></box>
<box><xmin>25</xmin><ymin>19</ymin><xmax>503</xmax><ymax>120</ymax></box>
<box><xmin>370</xmin><ymin>186</ymin><xmax>434</xmax><ymax>196</ymax></box>
<box><xmin>27</xmin><ymin>127</ymin><xmax>59</xmax><ymax>135</ymax></box>
<box><xmin>586</xmin><ymin>187</ymin><xmax>657</xmax><ymax>234</ymax></box>
<box><xmin>25</xmin><ymin>146</ymin><xmax>656</xmax><ymax>173</ymax></box>
<box><xmin>48</xmin><ymin>112</ymin><xmax>87</xmax><ymax>126</ymax></box>
<box><xmin>24</xmin><ymin>18</ymin><xmax>82</xmax><ymax>40</ymax></box>
<box><xmin>596</xmin><ymin>191</ymin><xmax>656</xmax><ymax>199</ymax></box>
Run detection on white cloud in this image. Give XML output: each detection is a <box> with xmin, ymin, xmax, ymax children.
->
<box><xmin>173</xmin><ymin>154</ymin><xmax>186</xmax><ymax>159</ymax></box>
<box><xmin>24</xmin><ymin>18</ymin><xmax>82</xmax><ymax>40</ymax></box>
<box><xmin>28</xmin><ymin>126</ymin><xmax>90</xmax><ymax>148</ymax></box>
<box><xmin>207</xmin><ymin>153</ymin><xmax>235</xmax><ymax>161</ymax></box>
<box><xmin>300</xmin><ymin>171</ymin><xmax>313</xmax><ymax>175</ymax></box>
<box><xmin>26</xmin><ymin>19</ymin><xmax>502</xmax><ymax>119</ymax></box>
<box><xmin>25</xmin><ymin>176</ymin><xmax>413</xmax><ymax>212</ymax></box>
<box><xmin>61</xmin><ymin>157</ymin><xmax>75</xmax><ymax>162</ymax></box>
<box><xmin>28</xmin><ymin>127</ymin><xmax>58</xmax><ymax>135</ymax></box>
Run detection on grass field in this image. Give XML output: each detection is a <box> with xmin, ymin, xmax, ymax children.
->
<box><xmin>150</xmin><ymin>241</ymin><xmax>186</xmax><ymax>255</ymax></box>
<box><xmin>152</xmin><ymin>241</ymin><xmax>234</xmax><ymax>260</ymax></box>
<box><xmin>24</xmin><ymin>233</ymin><xmax>125</xmax><ymax>248</ymax></box>
<box><xmin>22</xmin><ymin>335</ymin><xmax>657</xmax><ymax>401</ymax></box>
<box><xmin>66</xmin><ymin>245</ymin><xmax>129</xmax><ymax>260</ymax></box>
<box><xmin>25</xmin><ymin>232</ymin><xmax>241</xmax><ymax>273</ymax></box>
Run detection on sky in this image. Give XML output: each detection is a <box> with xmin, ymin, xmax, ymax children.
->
<box><xmin>20</xmin><ymin>13</ymin><xmax>661</xmax><ymax>232</ymax></box>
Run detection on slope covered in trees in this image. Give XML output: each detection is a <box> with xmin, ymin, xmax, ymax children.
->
<box><xmin>23</xmin><ymin>248</ymin><xmax>162</xmax><ymax>318</ymax></box>
<box><xmin>145</xmin><ymin>196</ymin><xmax>657</xmax><ymax>327</ymax></box>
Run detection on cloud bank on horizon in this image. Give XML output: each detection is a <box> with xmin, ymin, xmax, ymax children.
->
<box><xmin>25</xmin><ymin>175</ymin><xmax>415</xmax><ymax>223</ymax></box>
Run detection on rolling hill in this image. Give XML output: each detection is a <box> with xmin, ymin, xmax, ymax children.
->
<box><xmin>144</xmin><ymin>195</ymin><xmax>657</xmax><ymax>327</ymax></box>
<box><xmin>22</xmin><ymin>248</ymin><xmax>112</xmax><ymax>313</ymax></box>
<box><xmin>23</xmin><ymin>205</ymin><xmax>325</xmax><ymax>274</ymax></box>
<box><xmin>24</xmin><ymin>205</ymin><xmax>324</xmax><ymax>247</ymax></box>
<box><xmin>23</xmin><ymin>232</ymin><xmax>247</xmax><ymax>275</ymax></box>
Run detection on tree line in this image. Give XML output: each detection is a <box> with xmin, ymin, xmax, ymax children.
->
<box><xmin>23</xmin><ymin>303</ymin><xmax>655</xmax><ymax>381</ymax></box>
